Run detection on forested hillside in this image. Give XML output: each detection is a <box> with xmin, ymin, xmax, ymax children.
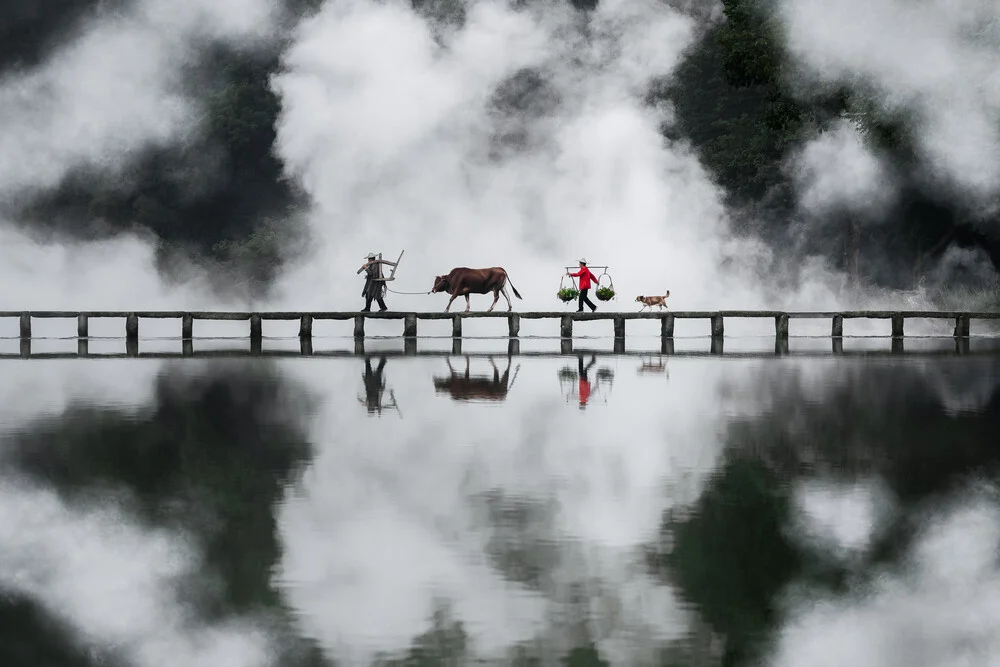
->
<box><xmin>2</xmin><ymin>0</ymin><xmax>997</xmax><ymax>301</ymax></box>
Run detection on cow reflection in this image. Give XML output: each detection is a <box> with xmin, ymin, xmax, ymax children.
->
<box><xmin>358</xmin><ymin>355</ymin><xmax>400</xmax><ymax>416</ymax></box>
<box><xmin>432</xmin><ymin>356</ymin><xmax>520</xmax><ymax>402</ymax></box>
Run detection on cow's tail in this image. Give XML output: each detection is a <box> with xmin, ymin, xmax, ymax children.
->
<box><xmin>503</xmin><ymin>271</ymin><xmax>523</xmax><ymax>300</ymax></box>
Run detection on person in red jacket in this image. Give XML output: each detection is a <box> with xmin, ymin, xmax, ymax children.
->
<box><xmin>567</xmin><ymin>258</ymin><xmax>598</xmax><ymax>312</ymax></box>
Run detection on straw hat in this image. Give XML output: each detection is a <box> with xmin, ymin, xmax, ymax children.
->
<box><xmin>366</xmin><ymin>252</ymin><xmax>376</xmax><ymax>260</ymax></box>
<box><xmin>578</xmin><ymin>258</ymin><xmax>587</xmax><ymax>265</ymax></box>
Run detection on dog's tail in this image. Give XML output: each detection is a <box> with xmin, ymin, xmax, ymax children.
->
<box><xmin>504</xmin><ymin>270</ymin><xmax>523</xmax><ymax>300</ymax></box>
<box><xmin>665</xmin><ymin>290</ymin><xmax>671</xmax><ymax>298</ymax></box>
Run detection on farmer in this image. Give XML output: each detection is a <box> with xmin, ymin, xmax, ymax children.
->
<box><xmin>567</xmin><ymin>258</ymin><xmax>598</xmax><ymax>313</ymax></box>
<box><xmin>357</xmin><ymin>252</ymin><xmax>391</xmax><ymax>312</ymax></box>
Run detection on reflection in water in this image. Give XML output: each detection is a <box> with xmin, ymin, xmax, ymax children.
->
<box><xmin>636</xmin><ymin>355</ymin><xmax>669</xmax><ymax>377</ymax></box>
<box><xmin>358</xmin><ymin>355</ymin><xmax>400</xmax><ymax>417</ymax></box>
<box><xmin>432</xmin><ymin>356</ymin><xmax>521</xmax><ymax>403</ymax></box>
<box><xmin>557</xmin><ymin>354</ymin><xmax>616</xmax><ymax>408</ymax></box>
<box><xmin>1</xmin><ymin>353</ymin><xmax>1000</xmax><ymax>666</ymax></box>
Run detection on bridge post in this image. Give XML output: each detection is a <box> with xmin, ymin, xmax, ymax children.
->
<box><xmin>20</xmin><ymin>339</ymin><xmax>30</xmax><ymax>359</ymax></box>
<box><xmin>832</xmin><ymin>315</ymin><xmax>844</xmax><ymax>338</ymax></box>
<box><xmin>299</xmin><ymin>314</ymin><xmax>313</xmax><ymax>339</ymax></box>
<box><xmin>660</xmin><ymin>314</ymin><xmax>674</xmax><ymax>340</ymax></box>
<box><xmin>354</xmin><ymin>316</ymin><xmax>365</xmax><ymax>339</ymax></box>
<box><xmin>508</xmin><ymin>314</ymin><xmax>520</xmax><ymax>337</ymax></box>
<box><xmin>711</xmin><ymin>337</ymin><xmax>724</xmax><ymax>355</ymax></box>
<box><xmin>300</xmin><ymin>337</ymin><xmax>313</xmax><ymax>356</ymax></box>
<box><xmin>19</xmin><ymin>313</ymin><xmax>30</xmax><ymax>340</ymax></box>
<box><xmin>891</xmin><ymin>313</ymin><xmax>904</xmax><ymax>338</ymax></box>
<box><xmin>452</xmin><ymin>315</ymin><xmax>462</xmax><ymax>338</ymax></box>
<box><xmin>78</xmin><ymin>340</ymin><xmax>88</xmax><ymax>357</ymax></box>
<box><xmin>77</xmin><ymin>314</ymin><xmax>88</xmax><ymax>338</ymax></box>
<box><xmin>183</xmin><ymin>340</ymin><xmax>193</xmax><ymax>357</ymax></box>
<box><xmin>126</xmin><ymin>337</ymin><xmax>138</xmax><ymax>358</ymax></box>
<box><xmin>661</xmin><ymin>338</ymin><xmax>675</xmax><ymax>355</ymax></box>
<box><xmin>775</xmin><ymin>313</ymin><xmax>789</xmax><ymax>343</ymax></box>
<box><xmin>507</xmin><ymin>338</ymin><xmax>520</xmax><ymax>356</ymax></box>
<box><xmin>125</xmin><ymin>313</ymin><xmax>139</xmax><ymax>342</ymax></box>
<box><xmin>613</xmin><ymin>316</ymin><xmax>625</xmax><ymax>340</ymax></box>
<box><xmin>182</xmin><ymin>314</ymin><xmax>193</xmax><ymax>339</ymax></box>
<box><xmin>954</xmin><ymin>314</ymin><xmax>970</xmax><ymax>338</ymax></box>
<box><xmin>452</xmin><ymin>338</ymin><xmax>462</xmax><ymax>355</ymax></box>
<box><xmin>560</xmin><ymin>315</ymin><xmax>573</xmax><ymax>338</ymax></box>
<box><xmin>250</xmin><ymin>314</ymin><xmax>262</xmax><ymax>344</ymax></box>
<box><xmin>710</xmin><ymin>314</ymin><xmax>724</xmax><ymax>338</ymax></box>
<box><xmin>832</xmin><ymin>338</ymin><xmax>843</xmax><ymax>355</ymax></box>
<box><xmin>404</xmin><ymin>313</ymin><xmax>418</xmax><ymax>337</ymax></box>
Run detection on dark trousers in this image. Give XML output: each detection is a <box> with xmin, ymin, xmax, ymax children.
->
<box><xmin>578</xmin><ymin>288</ymin><xmax>597</xmax><ymax>312</ymax></box>
<box><xmin>363</xmin><ymin>295</ymin><xmax>387</xmax><ymax>311</ymax></box>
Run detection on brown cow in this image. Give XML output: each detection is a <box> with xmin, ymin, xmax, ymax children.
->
<box><xmin>432</xmin><ymin>356</ymin><xmax>520</xmax><ymax>402</ymax></box>
<box><xmin>431</xmin><ymin>267</ymin><xmax>522</xmax><ymax>312</ymax></box>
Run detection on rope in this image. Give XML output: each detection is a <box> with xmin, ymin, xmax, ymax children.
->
<box><xmin>385</xmin><ymin>285</ymin><xmax>432</xmax><ymax>295</ymax></box>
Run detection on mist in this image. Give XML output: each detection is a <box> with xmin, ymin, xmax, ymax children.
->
<box><xmin>266</xmin><ymin>0</ymin><xmax>859</xmax><ymax>315</ymax></box>
<box><xmin>0</xmin><ymin>0</ymin><xmax>283</xmax><ymax>311</ymax></box>
<box><xmin>779</xmin><ymin>0</ymin><xmax>1000</xmax><ymax>210</ymax></box>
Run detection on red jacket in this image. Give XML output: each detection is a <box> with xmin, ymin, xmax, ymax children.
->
<box><xmin>569</xmin><ymin>267</ymin><xmax>598</xmax><ymax>290</ymax></box>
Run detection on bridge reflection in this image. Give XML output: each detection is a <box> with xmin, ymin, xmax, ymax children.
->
<box><xmin>1</xmin><ymin>334</ymin><xmax>996</xmax><ymax>359</ymax></box>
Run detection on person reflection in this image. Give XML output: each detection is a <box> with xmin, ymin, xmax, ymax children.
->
<box><xmin>359</xmin><ymin>355</ymin><xmax>390</xmax><ymax>415</ymax></box>
<box><xmin>577</xmin><ymin>353</ymin><xmax>597</xmax><ymax>409</ymax></box>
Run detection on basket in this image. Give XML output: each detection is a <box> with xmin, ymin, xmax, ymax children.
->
<box><xmin>557</xmin><ymin>275</ymin><xmax>579</xmax><ymax>303</ymax></box>
<box><xmin>595</xmin><ymin>271</ymin><xmax>616</xmax><ymax>301</ymax></box>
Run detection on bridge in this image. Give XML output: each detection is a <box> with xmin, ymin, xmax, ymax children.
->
<box><xmin>3</xmin><ymin>309</ymin><xmax>999</xmax><ymax>339</ymax></box>
<box><xmin>2</xmin><ymin>310</ymin><xmax>998</xmax><ymax>358</ymax></box>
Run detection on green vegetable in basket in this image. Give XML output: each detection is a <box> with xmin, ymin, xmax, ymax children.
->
<box><xmin>595</xmin><ymin>286</ymin><xmax>616</xmax><ymax>301</ymax></box>
<box><xmin>557</xmin><ymin>287</ymin><xmax>579</xmax><ymax>302</ymax></box>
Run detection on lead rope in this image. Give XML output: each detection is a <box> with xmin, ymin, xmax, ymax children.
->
<box><xmin>385</xmin><ymin>285</ymin><xmax>433</xmax><ymax>295</ymax></box>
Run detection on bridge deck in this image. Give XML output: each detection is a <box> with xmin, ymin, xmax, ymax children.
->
<box><xmin>2</xmin><ymin>309</ymin><xmax>1000</xmax><ymax>320</ymax></box>
<box><xmin>1</xmin><ymin>310</ymin><xmax>997</xmax><ymax>345</ymax></box>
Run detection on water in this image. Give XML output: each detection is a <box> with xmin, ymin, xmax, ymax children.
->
<box><xmin>2</xmin><ymin>338</ymin><xmax>1000</xmax><ymax>667</ymax></box>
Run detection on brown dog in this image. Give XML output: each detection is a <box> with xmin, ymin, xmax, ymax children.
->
<box><xmin>636</xmin><ymin>291</ymin><xmax>670</xmax><ymax>311</ymax></box>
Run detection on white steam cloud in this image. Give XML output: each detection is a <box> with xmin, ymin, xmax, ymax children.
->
<box><xmin>0</xmin><ymin>475</ymin><xmax>275</xmax><ymax>667</ymax></box>
<box><xmin>779</xmin><ymin>0</ymin><xmax>1000</xmax><ymax>207</ymax></box>
<box><xmin>791</xmin><ymin>119</ymin><xmax>896</xmax><ymax>218</ymax></box>
<box><xmin>772</xmin><ymin>493</ymin><xmax>1000</xmax><ymax>667</ymax></box>
<box><xmin>268</xmin><ymin>0</ymin><xmax>848</xmax><ymax>313</ymax></box>
<box><xmin>0</xmin><ymin>0</ymin><xmax>282</xmax><ymax>311</ymax></box>
<box><xmin>274</xmin><ymin>355</ymin><xmax>735</xmax><ymax>665</ymax></box>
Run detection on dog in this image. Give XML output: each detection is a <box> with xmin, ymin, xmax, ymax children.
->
<box><xmin>636</xmin><ymin>291</ymin><xmax>671</xmax><ymax>311</ymax></box>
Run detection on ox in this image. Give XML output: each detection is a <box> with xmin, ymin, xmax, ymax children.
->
<box><xmin>431</xmin><ymin>267</ymin><xmax>522</xmax><ymax>312</ymax></box>
<box><xmin>432</xmin><ymin>356</ymin><xmax>520</xmax><ymax>402</ymax></box>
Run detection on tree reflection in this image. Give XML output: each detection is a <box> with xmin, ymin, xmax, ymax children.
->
<box><xmin>0</xmin><ymin>363</ymin><xmax>326</xmax><ymax>666</ymax></box>
<box><xmin>651</xmin><ymin>357</ymin><xmax>1000</xmax><ymax>667</ymax></box>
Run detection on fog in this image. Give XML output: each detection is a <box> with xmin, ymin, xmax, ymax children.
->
<box><xmin>0</xmin><ymin>0</ymin><xmax>281</xmax><ymax>312</ymax></box>
<box><xmin>779</xmin><ymin>0</ymin><xmax>1000</xmax><ymax>213</ymax></box>
<box><xmin>268</xmin><ymin>0</ymin><xmax>854</xmax><ymax>314</ymax></box>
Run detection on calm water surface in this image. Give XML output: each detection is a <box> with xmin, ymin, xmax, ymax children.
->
<box><xmin>2</xmin><ymin>340</ymin><xmax>1000</xmax><ymax>667</ymax></box>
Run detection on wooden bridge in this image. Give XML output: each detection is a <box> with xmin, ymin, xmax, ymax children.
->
<box><xmin>2</xmin><ymin>309</ymin><xmax>998</xmax><ymax>340</ymax></box>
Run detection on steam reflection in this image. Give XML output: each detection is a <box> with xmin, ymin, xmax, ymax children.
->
<box><xmin>0</xmin><ymin>353</ymin><xmax>998</xmax><ymax>666</ymax></box>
